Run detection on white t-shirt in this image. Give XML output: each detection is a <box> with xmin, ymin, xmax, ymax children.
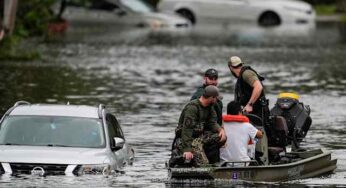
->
<box><xmin>220</xmin><ymin>121</ymin><xmax>258</xmax><ymax>162</ymax></box>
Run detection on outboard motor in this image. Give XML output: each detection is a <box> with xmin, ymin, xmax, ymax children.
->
<box><xmin>270</xmin><ymin>93</ymin><xmax>312</xmax><ymax>150</ymax></box>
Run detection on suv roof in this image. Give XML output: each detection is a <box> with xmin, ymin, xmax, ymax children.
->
<box><xmin>9</xmin><ymin>104</ymin><xmax>100</xmax><ymax>119</ymax></box>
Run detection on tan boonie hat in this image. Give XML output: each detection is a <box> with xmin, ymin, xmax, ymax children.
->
<box><xmin>204</xmin><ymin>85</ymin><xmax>220</xmax><ymax>98</ymax></box>
<box><xmin>228</xmin><ymin>56</ymin><xmax>243</xmax><ymax>67</ymax></box>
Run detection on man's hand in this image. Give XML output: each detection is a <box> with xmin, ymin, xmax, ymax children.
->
<box><xmin>244</xmin><ymin>103</ymin><xmax>253</xmax><ymax>113</ymax></box>
<box><xmin>183</xmin><ymin>152</ymin><xmax>194</xmax><ymax>161</ymax></box>
<box><xmin>218</xmin><ymin>128</ymin><xmax>226</xmax><ymax>143</ymax></box>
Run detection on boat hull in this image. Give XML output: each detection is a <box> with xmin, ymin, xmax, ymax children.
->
<box><xmin>168</xmin><ymin>148</ymin><xmax>337</xmax><ymax>182</ymax></box>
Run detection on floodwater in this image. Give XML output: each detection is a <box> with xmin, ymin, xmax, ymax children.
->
<box><xmin>0</xmin><ymin>20</ymin><xmax>346</xmax><ymax>187</ymax></box>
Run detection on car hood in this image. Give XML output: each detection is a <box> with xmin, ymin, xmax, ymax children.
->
<box><xmin>0</xmin><ymin>145</ymin><xmax>109</xmax><ymax>164</ymax></box>
<box><xmin>142</xmin><ymin>12</ymin><xmax>190</xmax><ymax>25</ymax></box>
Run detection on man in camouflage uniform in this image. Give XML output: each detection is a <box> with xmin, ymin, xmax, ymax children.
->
<box><xmin>191</xmin><ymin>68</ymin><xmax>223</xmax><ymax>163</ymax></box>
<box><xmin>170</xmin><ymin>85</ymin><xmax>226</xmax><ymax>167</ymax></box>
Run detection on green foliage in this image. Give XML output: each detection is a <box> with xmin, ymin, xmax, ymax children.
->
<box><xmin>15</xmin><ymin>0</ymin><xmax>56</xmax><ymax>37</ymax></box>
<box><xmin>342</xmin><ymin>15</ymin><xmax>346</xmax><ymax>22</ymax></box>
<box><xmin>0</xmin><ymin>0</ymin><xmax>57</xmax><ymax>60</ymax></box>
<box><xmin>314</xmin><ymin>4</ymin><xmax>337</xmax><ymax>15</ymax></box>
<box><xmin>0</xmin><ymin>36</ymin><xmax>40</xmax><ymax>61</ymax></box>
<box><xmin>0</xmin><ymin>50</ymin><xmax>40</xmax><ymax>61</ymax></box>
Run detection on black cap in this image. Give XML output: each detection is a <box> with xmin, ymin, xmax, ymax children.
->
<box><xmin>204</xmin><ymin>68</ymin><xmax>218</xmax><ymax>79</ymax></box>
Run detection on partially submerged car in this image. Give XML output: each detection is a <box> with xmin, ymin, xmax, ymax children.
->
<box><xmin>58</xmin><ymin>0</ymin><xmax>190</xmax><ymax>30</ymax></box>
<box><xmin>0</xmin><ymin>101</ymin><xmax>134</xmax><ymax>176</ymax></box>
<box><xmin>158</xmin><ymin>0</ymin><xmax>316</xmax><ymax>26</ymax></box>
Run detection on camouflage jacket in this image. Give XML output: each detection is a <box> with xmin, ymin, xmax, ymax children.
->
<box><xmin>176</xmin><ymin>99</ymin><xmax>220</xmax><ymax>152</ymax></box>
<box><xmin>191</xmin><ymin>85</ymin><xmax>223</xmax><ymax>126</ymax></box>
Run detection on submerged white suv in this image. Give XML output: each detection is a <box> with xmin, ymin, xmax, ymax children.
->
<box><xmin>0</xmin><ymin>101</ymin><xmax>134</xmax><ymax>176</ymax></box>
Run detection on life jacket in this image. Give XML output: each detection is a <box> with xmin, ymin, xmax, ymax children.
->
<box><xmin>222</xmin><ymin>115</ymin><xmax>249</xmax><ymax>123</ymax></box>
<box><xmin>235</xmin><ymin>66</ymin><xmax>265</xmax><ymax>107</ymax></box>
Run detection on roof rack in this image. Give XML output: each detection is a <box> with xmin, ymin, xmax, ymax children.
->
<box><xmin>98</xmin><ymin>104</ymin><xmax>105</xmax><ymax>119</ymax></box>
<box><xmin>13</xmin><ymin>101</ymin><xmax>30</xmax><ymax>107</ymax></box>
<box><xmin>0</xmin><ymin>101</ymin><xmax>31</xmax><ymax>122</ymax></box>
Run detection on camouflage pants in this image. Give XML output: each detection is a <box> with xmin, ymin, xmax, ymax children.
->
<box><xmin>191</xmin><ymin>132</ymin><xmax>221</xmax><ymax>167</ymax></box>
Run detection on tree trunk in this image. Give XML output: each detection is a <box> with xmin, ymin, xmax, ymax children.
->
<box><xmin>336</xmin><ymin>0</ymin><xmax>346</xmax><ymax>13</ymax></box>
<box><xmin>57</xmin><ymin>0</ymin><xmax>66</xmax><ymax>20</ymax></box>
<box><xmin>0</xmin><ymin>0</ymin><xmax>4</xmax><ymax>26</ymax></box>
<box><xmin>3</xmin><ymin>0</ymin><xmax>17</xmax><ymax>35</ymax></box>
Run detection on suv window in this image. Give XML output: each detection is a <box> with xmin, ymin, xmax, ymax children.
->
<box><xmin>90</xmin><ymin>0</ymin><xmax>119</xmax><ymax>11</ymax></box>
<box><xmin>106</xmin><ymin>114</ymin><xmax>124</xmax><ymax>140</ymax></box>
<box><xmin>0</xmin><ymin>116</ymin><xmax>105</xmax><ymax>148</ymax></box>
<box><xmin>67</xmin><ymin>0</ymin><xmax>120</xmax><ymax>11</ymax></box>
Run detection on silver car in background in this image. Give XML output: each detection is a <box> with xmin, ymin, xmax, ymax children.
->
<box><xmin>59</xmin><ymin>0</ymin><xmax>190</xmax><ymax>30</ymax></box>
<box><xmin>0</xmin><ymin>101</ymin><xmax>134</xmax><ymax>176</ymax></box>
<box><xmin>158</xmin><ymin>0</ymin><xmax>316</xmax><ymax>26</ymax></box>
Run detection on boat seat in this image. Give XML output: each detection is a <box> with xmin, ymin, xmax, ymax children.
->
<box><xmin>268</xmin><ymin>147</ymin><xmax>285</xmax><ymax>155</ymax></box>
<box><xmin>269</xmin><ymin>116</ymin><xmax>289</xmax><ymax>148</ymax></box>
<box><xmin>273</xmin><ymin>116</ymin><xmax>288</xmax><ymax>135</ymax></box>
<box><xmin>268</xmin><ymin>146</ymin><xmax>285</xmax><ymax>163</ymax></box>
<box><xmin>218</xmin><ymin>160</ymin><xmax>259</xmax><ymax>167</ymax></box>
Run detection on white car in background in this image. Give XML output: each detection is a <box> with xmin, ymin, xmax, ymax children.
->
<box><xmin>158</xmin><ymin>0</ymin><xmax>316</xmax><ymax>26</ymax></box>
<box><xmin>58</xmin><ymin>0</ymin><xmax>190</xmax><ymax>30</ymax></box>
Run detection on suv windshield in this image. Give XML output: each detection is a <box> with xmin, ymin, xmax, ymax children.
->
<box><xmin>0</xmin><ymin>116</ymin><xmax>105</xmax><ymax>148</ymax></box>
<box><xmin>120</xmin><ymin>0</ymin><xmax>154</xmax><ymax>13</ymax></box>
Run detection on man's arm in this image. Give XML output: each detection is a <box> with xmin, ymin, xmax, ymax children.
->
<box><xmin>244</xmin><ymin>80</ymin><xmax>263</xmax><ymax>113</ymax></box>
<box><xmin>249</xmin><ymin>80</ymin><xmax>263</xmax><ymax>104</ymax></box>
<box><xmin>207</xmin><ymin>108</ymin><xmax>220</xmax><ymax>132</ymax></box>
<box><xmin>207</xmin><ymin>109</ymin><xmax>226</xmax><ymax>142</ymax></box>
<box><xmin>255</xmin><ymin>129</ymin><xmax>263</xmax><ymax>139</ymax></box>
<box><xmin>249</xmin><ymin>124</ymin><xmax>262</xmax><ymax>140</ymax></box>
<box><xmin>180</xmin><ymin>105</ymin><xmax>198</xmax><ymax>159</ymax></box>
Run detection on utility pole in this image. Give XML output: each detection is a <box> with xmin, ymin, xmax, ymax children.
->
<box><xmin>3</xmin><ymin>0</ymin><xmax>18</xmax><ymax>35</ymax></box>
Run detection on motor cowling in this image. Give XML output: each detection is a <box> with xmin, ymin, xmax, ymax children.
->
<box><xmin>270</xmin><ymin>93</ymin><xmax>312</xmax><ymax>147</ymax></box>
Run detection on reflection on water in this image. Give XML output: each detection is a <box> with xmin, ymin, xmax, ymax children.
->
<box><xmin>0</xmin><ymin>20</ymin><xmax>346</xmax><ymax>187</ymax></box>
<box><xmin>0</xmin><ymin>64</ymin><xmax>146</xmax><ymax>114</ymax></box>
<box><xmin>136</xmin><ymin>22</ymin><xmax>316</xmax><ymax>47</ymax></box>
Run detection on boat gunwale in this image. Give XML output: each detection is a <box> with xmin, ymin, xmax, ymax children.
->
<box><xmin>169</xmin><ymin>148</ymin><xmax>334</xmax><ymax>172</ymax></box>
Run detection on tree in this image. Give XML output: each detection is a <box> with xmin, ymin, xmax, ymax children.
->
<box><xmin>336</xmin><ymin>0</ymin><xmax>346</xmax><ymax>13</ymax></box>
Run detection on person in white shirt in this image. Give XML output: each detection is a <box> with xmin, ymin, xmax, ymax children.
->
<box><xmin>220</xmin><ymin>101</ymin><xmax>263</xmax><ymax>162</ymax></box>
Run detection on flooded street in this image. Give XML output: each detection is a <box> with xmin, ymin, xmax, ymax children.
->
<box><xmin>0</xmin><ymin>20</ymin><xmax>346</xmax><ymax>187</ymax></box>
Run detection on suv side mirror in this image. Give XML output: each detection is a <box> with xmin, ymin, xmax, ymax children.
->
<box><xmin>112</xmin><ymin>137</ymin><xmax>125</xmax><ymax>151</ymax></box>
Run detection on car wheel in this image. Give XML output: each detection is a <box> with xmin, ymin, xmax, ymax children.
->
<box><xmin>176</xmin><ymin>9</ymin><xmax>196</xmax><ymax>24</ymax></box>
<box><xmin>258</xmin><ymin>11</ymin><xmax>281</xmax><ymax>26</ymax></box>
